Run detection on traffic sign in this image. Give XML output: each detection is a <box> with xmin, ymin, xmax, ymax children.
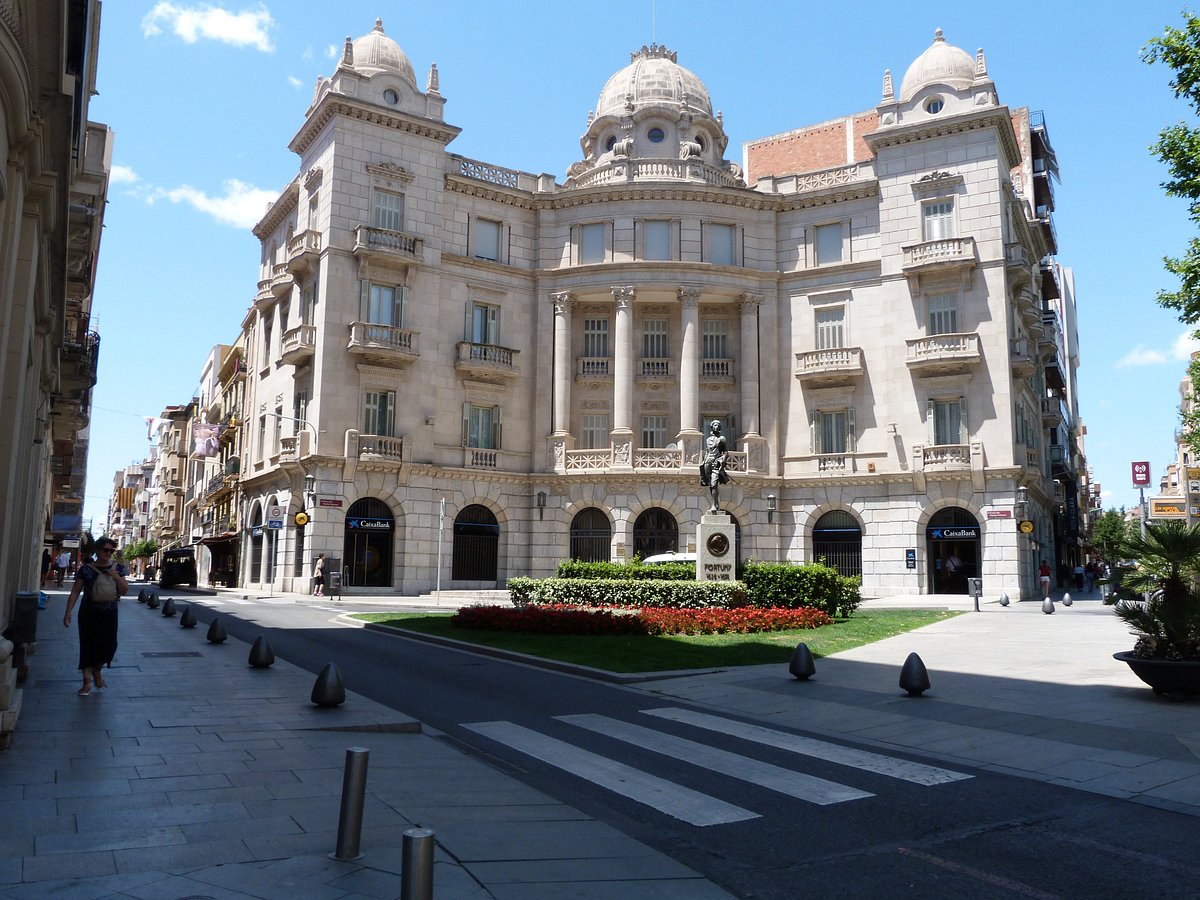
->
<box><xmin>1132</xmin><ymin>461</ymin><xmax>1151</xmax><ymax>487</ymax></box>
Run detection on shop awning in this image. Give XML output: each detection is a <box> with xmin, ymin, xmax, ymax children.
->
<box><xmin>198</xmin><ymin>532</ymin><xmax>238</xmax><ymax>546</ymax></box>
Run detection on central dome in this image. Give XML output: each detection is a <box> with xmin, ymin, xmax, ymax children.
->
<box><xmin>350</xmin><ymin>18</ymin><xmax>416</xmax><ymax>86</ymax></box>
<box><xmin>595</xmin><ymin>44</ymin><xmax>712</xmax><ymax>120</ymax></box>
<box><xmin>899</xmin><ymin>29</ymin><xmax>976</xmax><ymax>102</ymax></box>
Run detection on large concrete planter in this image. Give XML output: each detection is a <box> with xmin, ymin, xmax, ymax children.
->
<box><xmin>1114</xmin><ymin>651</ymin><xmax>1200</xmax><ymax>697</ymax></box>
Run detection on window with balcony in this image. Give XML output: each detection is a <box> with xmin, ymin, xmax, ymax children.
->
<box><xmin>364</xmin><ymin>390</ymin><xmax>396</xmax><ymax>437</ymax></box>
<box><xmin>641</xmin><ymin>415</ymin><xmax>668</xmax><ymax>449</ymax></box>
<box><xmin>580</xmin><ymin>222</ymin><xmax>607</xmax><ymax>264</ymax></box>
<box><xmin>373</xmin><ymin>189</ymin><xmax>405</xmax><ymax>232</ymax></box>
<box><xmin>642</xmin><ymin>319</ymin><xmax>668</xmax><ymax>374</ymax></box>
<box><xmin>928</xmin><ymin>293</ymin><xmax>958</xmax><ymax>335</ymax></box>
<box><xmin>294</xmin><ymin>391</ymin><xmax>308</xmax><ymax>430</ymax></box>
<box><xmin>706</xmin><ymin>222</ymin><xmax>736</xmax><ymax>265</ymax></box>
<box><xmin>582</xmin><ymin>414</ymin><xmax>609</xmax><ymax>450</ymax></box>
<box><xmin>362</xmin><ymin>282</ymin><xmax>404</xmax><ymax>326</ymax></box>
<box><xmin>702</xmin><ymin>319</ymin><xmax>728</xmax><ymax>360</ymax></box>
<box><xmin>642</xmin><ymin>219</ymin><xmax>672</xmax><ymax>260</ymax></box>
<box><xmin>463</xmin><ymin>404</ymin><xmax>501</xmax><ymax>449</ymax></box>
<box><xmin>279</xmin><ymin>300</ymin><xmax>290</xmax><ymax>332</ymax></box>
<box><xmin>583</xmin><ymin>318</ymin><xmax>610</xmax><ymax>358</ymax></box>
<box><xmin>470</xmin><ymin>301</ymin><xmax>499</xmax><ymax>345</ymax></box>
<box><xmin>930</xmin><ymin>398</ymin><xmax>965</xmax><ymax>445</ymax></box>
<box><xmin>473</xmin><ymin>218</ymin><xmax>501</xmax><ymax>262</ymax></box>
<box><xmin>923</xmin><ymin>200</ymin><xmax>955</xmax><ymax>241</ymax></box>
<box><xmin>273</xmin><ymin>404</ymin><xmax>283</xmax><ymax>453</ymax></box>
<box><xmin>815</xmin><ymin>306</ymin><xmax>846</xmax><ymax>349</ymax></box>
<box><xmin>302</xmin><ymin>283</ymin><xmax>317</xmax><ymax>325</ymax></box>
<box><xmin>261</xmin><ymin>314</ymin><xmax>273</xmax><ymax>364</ymax></box>
<box><xmin>257</xmin><ymin>415</ymin><xmax>267</xmax><ymax>460</ymax></box>
<box><xmin>812</xmin><ymin>409</ymin><xmax>854</xmax><ymax>454</ymax></box>
<box><xmin>814</xmin><ymin>223</ymin><xmax>845</xmax><ymax>266</ymax></box>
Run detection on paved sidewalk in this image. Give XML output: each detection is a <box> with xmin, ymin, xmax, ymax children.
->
<box><xmin>634</xmin><ymin>590</ymin><xmax>1200</xmax><ymax>817</ymax></box>
<box><xmin>0</xmin><ymin>585</ymin><xmax>732</xmax><ymax>899</ymax></box>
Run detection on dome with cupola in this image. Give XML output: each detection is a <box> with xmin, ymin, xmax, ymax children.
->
<box><xmin>348</xmin><ymin>18</ymin><xmax>417</xmax><ymax>87</ymax></box>
<box><xmin>899</xmin><ymin>29</ymin><xmax>977</xmax><ymax>102</ymax></box>
<box><xmin>595</xmin><ymin>44</ymin><xmax>713</xmax><ymax>120</ymax></box>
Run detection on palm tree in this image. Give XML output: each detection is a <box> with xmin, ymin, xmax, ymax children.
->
<box><xmin>1117</xmin><ymin>520</ymin><xmax>1200</xmax><ymax>658</ymax></box>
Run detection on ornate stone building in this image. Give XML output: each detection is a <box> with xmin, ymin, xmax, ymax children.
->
<box><xmin>232</xmin><ymin>22</ymin><xmax>1082</xmax><ymax>599</ymax></box>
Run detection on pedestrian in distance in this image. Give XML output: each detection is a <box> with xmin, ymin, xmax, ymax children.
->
<box><xmin>41</xmin><ymin>548</ymin><xmax>52</xmax><ymax>585</ymax></box>
<box><xmin>1039</xmin><ymin>560</ymin><xmax>1052</xmax><ymax>598</ymax></box>
<box><xmin>1073</xmin><ymin>562</ymin><xmax>1085</xmax><ymax>592</ymax></box>
<box><xmin>1084</xmin><ymin>560</ymin><xmax>1096</xmax><ymax>593</ymax></box>
<box><xmin>54</xmin><ymin>548</ymin><xmax>71</xmax><ymax>587</ymax></box>
<box><xmin>62</xmin><ymin>537</ymin><xmax>127</xmax><ymax>696</ymax></box>
<box><xmin>312</xmin><ymin>553</ymin><xmax>325</xmax><ymax>596</ymax></box>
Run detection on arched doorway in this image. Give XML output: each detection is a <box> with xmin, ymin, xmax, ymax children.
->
<box><xmin>570</xmin><ymin>508</ymin><xmax>611</xmax><ymax>562</ymax></box>
<box><xmin>926</xmin><ymin>506</ymin><xmax>981</xmax><ymax>594</ymax></box>
<box><xmin>248</xmin><ymin>503</ymin><xmax>263</xmax><ymax>583</ymax></box>
<box><xmin>633</xmin><ymin>508</ymin><xmax>678</xmax><ymax>559</ymax></box>
<box><xmin>343</xmin><ymin>498</ymin><xmax>394</xmax><ymax>587</ymax></box>
<box><xmin>812</xmin><ymin>510</ymin><xmax>863</xmax><ymax>578</ymax></box>
<box><xmin>453</xmin><ymin>504</ymin><xmax>499</xmax><ymax>581</ymax></box>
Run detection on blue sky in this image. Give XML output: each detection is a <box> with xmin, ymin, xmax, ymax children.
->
<box><xmin>85</xmin><ymin>0</ymin><xmax>1198</xmax><ymax>530</ymax></box>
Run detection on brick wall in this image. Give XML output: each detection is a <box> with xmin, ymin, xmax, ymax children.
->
<box><xmin>746</xmin><ymin>111</ymin><xmax>880</xmax><ymax>182</ymax></box>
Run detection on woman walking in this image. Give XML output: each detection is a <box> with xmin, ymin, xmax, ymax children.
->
<box><xmin>312</xmin><ymin>553</ymin><xmax>326</xmax><ymax>596</ymax></box>
<box><xmin>62</xmin><ymin>537</ymin><xmax>127</xmax><ymax>695</ymax></box>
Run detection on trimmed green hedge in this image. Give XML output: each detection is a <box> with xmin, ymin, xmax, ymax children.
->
<box><xmin>510</xmin><ymin>577</ymin><xmax>746</xmax><ymax>609</ymax></box>
<box><xmin>741</xmin><ymin>560</ymin><xmax>861</xmax><ymax>617</ymax></box>
<box><xmin>556</xmin><ymin>560</ymin><xmax>695</xmax><ymax>581</ymax></box>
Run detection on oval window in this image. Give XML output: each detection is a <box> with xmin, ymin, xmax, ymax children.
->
<box><xmin>925</xmin><ymin>97</ymin><xmax>944</xmax><ymax>114</ymax></box>
<box><xmin>605</xmin><ymin>135</ymin><xmax>616</xmax><ymax>152</ymax></box>
<box><xmin>647</xmin><ymin>127</ymin><xmax>666</xmax><ymax>143</ymax></box>
<box><xmin>695</xmin><ymin>134</ymin><xmax>706</xmax><ymax>151</ymax></box>
<box><xmin>383</xmin><ymin>88</ymin><xmax>399</xmax><ymax>105</ymax></box>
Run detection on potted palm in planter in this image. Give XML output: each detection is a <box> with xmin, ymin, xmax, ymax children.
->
<box><xmin>1112</xmin><ymin>520</ymin><xmax>1200</xmax><ymax>696</ymax></box>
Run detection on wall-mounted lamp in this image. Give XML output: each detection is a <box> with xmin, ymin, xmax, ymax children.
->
<box><xmin>1015</xmin><ymin>486</ymin><xmax>1029</xmax><ymax>504</ymax></box>
<box><xmin>536</xmin><ymin>490</ymin><xmax>547</xmax><ymax>520</ymax></box>
<box><xmin>304</xmin><ymin>474</ymin><xmax>316</xmax><ymax>504</ymax></box>
<box><xmin>766</xmin><ymin>494</ymin><xmax>777</xmax><ymax>524</ymax></box>
<box><xmin>1015</xmin><ymin>485</ymin><xmax>1029</xmax><ymax>520</ymax></box>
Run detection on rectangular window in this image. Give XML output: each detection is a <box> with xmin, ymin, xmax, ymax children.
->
<box><xmin>707</xmin><ymin>223</ymin><xmax>735</xmax><ymax>265</ymax></box>
<box><xmin>702</xmin><ymin>320</ymin><xmax>728</xmax><ymax>359</ymax></box>
<box><xmin>928</xmin><ymin>294</ymin><xmax>958</xmax><ymax>335</ymax></box>
<box><xmin>641</xmin><ymin>415</ymin><xmax>668</xmax><ymax>449</ymax></box>
<box><xmin>294</xmin><ymin>391</ymin><xmax>308</xmax><ymax>429</ymax></box>
<box><xmin>933</xmin><ymin>399</ymin><xmax>963</xmax><ymax>445</ymax></box>
<box><xmin>364</xmin><ymin>390</ymin><xmax>395</xmax><ymax>437</ymax></box>
<box><xmin>363</xmin><ymin>283</ymin><xmax>404</xmax><ymax>326</ymax></box>
<box><xmin>815</xmin><ymin>307</ymin><xmax>846</xmax><ymax>350</ymax></box>
<box><xmin>583</xmin><ymin>318</ymin><xmax>610</xmax><ymax>358</ymax></box>
<box><xmin>261</xmin><ymin>315</ymin><xmax>273</xmax><ymax>362</ymax></box>
<box><xmin>471</xmin><ymin>302</ymin><xmax>500</xmax><ymax>344</ymax></box>
<box><xmin>814</xmin><ymin>223</ymin><xmax>844</xmax><ymax>265</ymax></box>
<box><xmin>642</xmin><ymin>220</ymin><xmax>671</xmax><ymax>260</ymax></box>
<box><xmin>302</xmin><ymin>283</ymin><xmax>317</xmax><ymax>325</ymax></box>
<box><xmin>580</xmin><ymin>222</ymin><xmax>606</xmax><ymax>264</ymax></box>
<box><xmin>278</xmin><ymin>300</ymin><xmax>290</xmax><ymax>332</ymax></box>
<box><xmin>642</xmin><ymin>319</ymin><xmax>668</xmax><ymax>358</ymax></box>
<box><xmin>273</xmin><ymin>405</ymin><xmax>283</xmax><ymax>452</ymax></box>
<box><xmin>372</xmin><ymin>190</ymin><xmax>405</xmax><ymax>232</ymax></box>
<box><xmin>257</xmin><ymin>415</ymin><xmax>267</xmax><ymax>459</ymax></box>
<box><xmin>464</xmin><ymin>404</ymin><xmax>500</xmax><ymax>449</ymax></box>
<box><xmin>814</xmin><ymin>410</ymin><xmax>848</xmax><ymax>454</ymax></box>
<box><xmin>582</xmin><ymin>414</ymin><xmax>609</xmax><ymax>450</ymax></box>
<box><xmin>923</xmin><ymin>200</ymin><xmax>955</xmax><ymax>241</ymax></box>
<box><xmin>473</xmin><ymin>218</ymin><xmax>501</xmax><ymax>262</ymax></box>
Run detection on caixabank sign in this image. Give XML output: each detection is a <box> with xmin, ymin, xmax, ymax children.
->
<box><xmin>926</xmin><ymin>526</ymin><xmax>980</xmax><ymax>540</ymax></box>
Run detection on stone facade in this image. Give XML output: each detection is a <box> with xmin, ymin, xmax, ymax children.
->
<box><xmin>210</xmin><ymin>24</ymin><xmax>1083</xmax><ymax>600</ymax></box>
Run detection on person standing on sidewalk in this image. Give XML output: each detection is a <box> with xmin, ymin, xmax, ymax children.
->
<box><xmin>1039</xmin><ymin>560</ymin><xmax>1052</xmax><ymax>598</ymax></box>
<box><xmin>312</xmin><ymin>553</ymin><xmax>326</xmax><ymax>596</ymax></box>
<box><xmin>62</xmin><ymin>537</ymin><xmax>127</xmax><ymax>696</ymax></box>
<box><xmin>54</xmin><ymin>548</ymin><xmax>71</xmax><ymax>587</ymax></box>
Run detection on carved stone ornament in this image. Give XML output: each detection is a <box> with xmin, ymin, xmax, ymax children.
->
<box><xmin>427</xmin><ymin>61</ymin><xmax>440</xmax><ymax>93</ymax></box>
<box><xmin>613</xmin><ymin>440</ymin><xmax>632</xmax><ymax>465</ymax></box>
<box><xmin>677</xmin><ymin>286</ymin><xmax>701</xmax><ymax>308</ymax></box>
<box><xmin>551</xmin><ymin>291</ymin><xmax>575</xmax><ymax>315</ymax></box>
<box><xmin>881</xmin><ymin>69</ymin><xmax>894</xmax><ymax>102</ymax></box>
<box><xmin>367</xmin><ymin>161</ymin><xmax>414</xmax><ymax>184</ymax></box>
<box><xmin>917</xmin><ymin>170</ymin><xmax>955</xmax><ymax>183</ymax></box>
<box><xmin>612</xmin><ymin>286</ymin><xmax>635</xmax><ymax>309</ymax></box>
<box><xmin>304</xmin><ymin>167</ymin><xmax>324</xmax><ymax>191</ymax></box>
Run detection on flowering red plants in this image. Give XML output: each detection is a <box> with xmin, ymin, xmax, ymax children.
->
<box><xmin>452</xmin><ymin>603</ymin><xmax>833</xmax><ymax>636</ymax></box>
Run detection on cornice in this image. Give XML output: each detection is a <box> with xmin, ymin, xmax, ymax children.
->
<box><xmin>288</xmin><ymin>95</ymin><xmax>463</xmax><ymax>157</ymax></box>
<box><xmin>444</xmin><ymin>175</ymin><xmax>536</xmax><ymax>209</ymax></box>
<box><xmin>252</xmin><ymin>181</ymin><xmax>299</xmax><ymax>240</ymax></box>
<box><xmin>538</xmin><ymin>183</ymin><xmax>775</xmax><ymax>212</ymax></box>
<box><xmin>864</xmin><ymin>106</ymin><xmax>1021</xmax><ymax>170</ymax></box>
<box><xmin>777</xmin><ymin>181</ymin><xmax>879</xmax><ymax>211</ymax></box>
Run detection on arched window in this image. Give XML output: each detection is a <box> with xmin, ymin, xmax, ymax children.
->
<box><xmin>570</xmin><ymin>508</ymin><xmax>611</xmax><ymax>562</ymax></box>
<box><xmin>343</xmin><ymin>498</ymin><xmax>394</xmax><ymax>587</ymax></box>
<box><xmin>248</xmin><ymin>503</ymin><xmax>263</xmax><ymax>583</ymax></box>
<box><xmin>633</xmin><ymin>508</ymin><xmax>678</xmax><ymax>560</ymax></box>
<box><xmin>812</xmin><ymin>510</ymin><xmax>862</xmax><ymax>577</ymax></box>
<box><xmin>453</xmin><ymin>504</ymin><xmax>499</xmax><ymax>581</ymax></box>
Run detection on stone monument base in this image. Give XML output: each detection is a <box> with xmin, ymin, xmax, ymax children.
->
<box><xmin>697</xmin><ymin>512</ymin><xmax>736</xmax><ymax>582</ymax></box>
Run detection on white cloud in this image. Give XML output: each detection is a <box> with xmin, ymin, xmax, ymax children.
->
<box><xmin>110</xmin><ymin>164</ymin><xmax>139</xmax><ymax>185</ymax></box>
<box><xmin>1116</xmin><ymin>346</ymin><xmax>1168</xmax><ymax>368</ymax></box>
<box><xmin>149</xmin><ymin>179</ymin><xmax>278</xmax><ymax>229</ymax></box>
<box><xmin>326</xmin><ymin>44</ymin><xmax>339</xmax><ymax>60</ymax></box>
<box><xmin>1171</xmin><ymin>330</ymin><xmax>1200</xmax><ymax>360</ymax></box>
<box><xmin>142</xmin><ymin>2</ymin><xmax>274</xmax><ymax>52</ymax></box>
<box><xmin>286</xmin><ymin>75</ymin><xmax>302</xmax><ymax>88</ymax></box>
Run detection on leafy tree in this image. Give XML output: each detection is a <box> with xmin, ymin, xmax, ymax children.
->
<box><xmin>1092</xmin><ymin>508</ymin><xmax>1128</xmax><ymax>563</ymax></box>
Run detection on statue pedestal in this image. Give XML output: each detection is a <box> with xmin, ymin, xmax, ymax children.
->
<box><xmin>697</xmin><ymin>512</ymin><xmax>736</xmax><ymax>582</ymax></box>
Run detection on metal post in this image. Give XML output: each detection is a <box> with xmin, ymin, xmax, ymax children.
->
<box><xmin>436</xmin><ymin>497</ymin><xmax>444</xmax><ymax>605</ymax></box>
<box><xmin>401</xmin><ymin>827</ymin><xmax>435</xmax><ymax>900</ymax></box>
<box><xmin>331</xmin><ymin>747</ymin><xmax>369</xmax><ymax>861</ymax></box>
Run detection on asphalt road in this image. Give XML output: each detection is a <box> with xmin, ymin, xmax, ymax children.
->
<box><xmin>174</xmin><ymin>595</ymin><xmax>1200</xmax><ymax>899</ymax></box>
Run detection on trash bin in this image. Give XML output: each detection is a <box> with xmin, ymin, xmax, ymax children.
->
<box><xmin>5</xmin><ymin>592</ymin><xmax>39</xmax><ymax>644</ymax></box>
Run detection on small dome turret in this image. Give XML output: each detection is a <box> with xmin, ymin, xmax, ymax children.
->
<box><xmin>348</xmin><ymin>18</ymin><xmax>416</xmax><ymax>87</ymax></box>
<box><xmin>899</xmin><ymin>29</ymin><xmax>976</xmax><ymax>102</ymax></box>
<box><xmin>595</xmin><ymin>44</ymin><xmax>712</xmax><ymax>119</ymax></box>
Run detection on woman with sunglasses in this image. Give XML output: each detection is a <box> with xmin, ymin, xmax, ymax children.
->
<box><xmin>62</xmin><ymin>538</ymin><xmax>128</xmax><ymax>695</ymax></box>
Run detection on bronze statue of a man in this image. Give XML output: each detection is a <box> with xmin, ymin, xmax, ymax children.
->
<box><xmin>699</xmin><ymin>420</ymin><xmax>730</xmax><ymax>513</ymax></box>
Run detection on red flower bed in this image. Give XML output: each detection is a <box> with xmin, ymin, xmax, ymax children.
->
<box><xmin>452</xmin><ymin>603</ymin><xmax>833</xmax><ymax>636</ymax></box>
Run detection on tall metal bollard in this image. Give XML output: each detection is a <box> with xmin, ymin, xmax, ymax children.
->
<box><xmin>331</xmin><ymin>747</ymin><xmax>369</xmax><ymax>861</ymax></box>
<box><xmin>401</xmin><ymin>827</ymin><xmax>435</xmax><ymax>900</ymax></box>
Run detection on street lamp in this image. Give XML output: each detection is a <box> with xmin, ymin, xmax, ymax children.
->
<box><xmin>304</xmin><ymin>474</ymin><xmax>316</xmax><ymax>505</ymax></box>
<box><xmin>536</xmin><ymin>490</ymin><xmax>547</xmax><ymax>520</ymax></box>
<box><xmin>766</xmin><ymin>494</ymin><xmax>777</xmax><ymax>524</ymax></box>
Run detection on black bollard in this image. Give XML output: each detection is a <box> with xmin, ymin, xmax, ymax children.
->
<box><xmin>179</xmin><ymin>605</ymin><xmax>197</xmax><ymax>628</ymax></box>
<box><xmin>312</xmin><ymin>662</ymin><xmax>347</xmax><ymax>707</ymax></box>
<box><xmin>137</xmin><ymin>587</ymin><xmax>150</xmax><ymax>603</ymax></box>
<box><xmin>788</xmin><ymin>642</ymin><xmax>816</xmax><ymax>680</ymax></box>
<box><xmin>1042</xmin><ymin>597</ymin><xmax>1055</xmax><ymax>615</ymax></box>
<box><xmin>161</xmin><ymin>597</ymin><xmax>177</xmax><ymax>617</ymax></box>
<box><xmin>249</xmin><ymin>635</ymin><xmax>275</xmax><ymax>668</ymax></box>
<box><xmin>207</xmin><ymin>616</ymin><xmax>227</xmax><ymax>644</ymax></box>
<box><xmin>899</xmin><ymin>651</ymin><xmax>931</xmax><ymax>696</ymax></box>
<box><xmin>146</xmin><ymin>594</ymin><xmax>160</xmax><ymax>609</ymax></box>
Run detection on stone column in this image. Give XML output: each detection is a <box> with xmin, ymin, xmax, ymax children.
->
<box><xmin>738</xmin><ymin>293</ymin><xmax>762</xmax><ymax>436</ymax></box>
<box><xmin>551</xmin><ymin>291</ymin><xmax>574</xmax><ymax>435</ymax></box>
<box><xmin>610</xmin><ymin>285</ymin><xmax>636</xmax><ymax>470</ymax></box>
<box><xmin>676</xmin><ymin>286</ymin><xmax>702</xmax><ymax>460</ymax></box>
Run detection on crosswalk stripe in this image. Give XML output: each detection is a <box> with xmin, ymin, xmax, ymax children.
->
<box><xmin>558</xmin><ymin>714</ymin><xmax>872</xmax><ymax>805</ymax></box>
<box><xmin>642</xmin><ymin>708</ymin><xmax>972</xmax><ymax>786</ymax></box>
<box><xmin>463</xmin><ymin>721</ymin><xmax>758</xmax><ymax>827</ymax></box>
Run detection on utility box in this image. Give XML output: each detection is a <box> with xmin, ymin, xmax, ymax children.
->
<box><xmin>5</xmin><ymin>592</ymin><xmax>39</xmax><ymax>644</ymax></box>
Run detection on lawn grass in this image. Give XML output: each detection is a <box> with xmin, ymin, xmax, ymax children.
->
<box><xmin>352</xmin><ymin>608</ymin><xmax>961</xmax><ymax>673</ymax></box>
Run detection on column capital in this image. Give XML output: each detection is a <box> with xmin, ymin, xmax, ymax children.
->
<box><xmin>738</xmin><ymin>293</ymin><xmax>763</xmax><ymax>312</ymax></box>
<box><xmin>677</xmin><ymin>286</ymin><xmax>701</xmax><ymax>309</ymax></box>
<box><xmin>611</xmin><ymin>285</ymin><xmax>636</xmax><ymax>310</ymax></box>
<box><xmin>551</xmin><ymin>291</ymin><xmax>575</xmax><ymax>315</ymax></box>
